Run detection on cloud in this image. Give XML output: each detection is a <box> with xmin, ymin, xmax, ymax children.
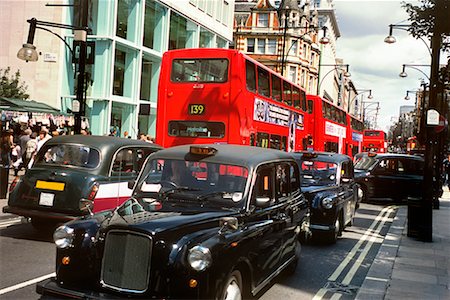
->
<box><xmin>332</xmin><ymin>0</ymin><xmax>435</xmax><ymax>131</ymax></box>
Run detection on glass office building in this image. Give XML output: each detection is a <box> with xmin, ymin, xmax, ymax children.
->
<box><xmin>59</xmin><ymin>0</ymin><xmax>234</xmax><ymax>137</ymax></box>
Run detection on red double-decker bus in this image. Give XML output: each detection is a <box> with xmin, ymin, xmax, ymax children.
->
<box><xmin>346</xmin><ymin>114</ymin><xmax>364</xmax><ymax>158</ymax></box>
<box><xmin>156</xmin><ymin>48</ymin><xmax>311</xmax><ymax>151</ymax></box>
<box><xmin>362</xmin><ymin>129</ymin><xmax>387</xmax><ymax>153</ymax></box>
<box><xmin>306</xmin><ymin>95</ymin><xmax>348</xmax><ymax>154</ymax></box>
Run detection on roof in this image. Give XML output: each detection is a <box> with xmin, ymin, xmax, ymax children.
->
<box><xmin>291</xmin><ymin>151</ymin><xmax>352</xmax><ymax>164</ymax></box>
<box><xmin>149</xmin><ymin>144</ymin><xmax>295</xmax><ymax>168</ymax></box>
<box><xmin>0</xmin><ymin>97</ymin><xmax>65</xmax><ymax>114</ymax></box>
<box><xmin>41</xmin><ymin>135</ymin><xmax>162</xmax><ymax>175</ymax></box>
<box><xmin>46</xmin><ymin>135</ymin><xmax>162</xmax><ymax>151</ymax></box>
<box><xmin>357</xmin><ymin>152</ymin><xmax>424</xmax><ymax>161</ymax></box>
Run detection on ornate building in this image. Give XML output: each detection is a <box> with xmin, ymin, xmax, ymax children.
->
<box><xmin>234</xmin><ymin>0</ymin><xmax>324</xmax><ymax>95</ymax></box>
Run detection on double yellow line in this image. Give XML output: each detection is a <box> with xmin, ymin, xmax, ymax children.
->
<box><xmin>313</xmin><ymin>205</ymin><xmax>397</xmax><ymax>300</ymax></box>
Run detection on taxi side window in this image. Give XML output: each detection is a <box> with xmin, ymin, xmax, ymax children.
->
<box><xmin>112</xmin><ymin>148</ymin><xmax>138</xmax><ymax>175</ymax></box>
<box><xmin>254</xmin><ymin>165</ymin><xmax>275</xmax><ymax>204</ymax></box>
<box><xmin>376</xmin><ymin>159</ymin><xmax>396</xmax><ymax>175</ymax></box>
<box><xmin>341</xmin><ymin>161</ymin><xmax>354</xmax><ymax>179</ymax></box>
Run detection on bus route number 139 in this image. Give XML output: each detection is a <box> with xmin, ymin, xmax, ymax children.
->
<box><xmin>188</xmin><ymin>104</ymin><xmax>205</xmax><ymax>115</ymax></box>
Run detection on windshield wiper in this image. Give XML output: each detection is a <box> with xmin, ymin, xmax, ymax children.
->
<box><xmin>159</xmin><ymin>186</ymin><xmax>201</xmax><ymax>200</ymax></box>
<box><xmin>196</xmin><ymin>191</ymin><xmax>228</xmax><ymax>201</ymax></box>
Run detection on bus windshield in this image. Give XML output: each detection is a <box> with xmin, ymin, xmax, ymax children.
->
<box><xmin>171</xmin><ymin>58</ymin><xmax>229</xmax><ymax>83</ymax></box>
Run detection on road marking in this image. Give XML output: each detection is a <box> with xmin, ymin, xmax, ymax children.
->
<box><xmin>0</xmin><ymin>273</ymin><xmax>55</xmax><ymax>295</ymax></box>
<box><xmin>312</xmin><ymin>205</ymin><xmax>396</xmax><ymax>300</ymax></box>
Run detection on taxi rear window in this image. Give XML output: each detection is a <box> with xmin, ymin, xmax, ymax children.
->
<box><xmin>35</xmin><ymin>144</ymin><xmax>100</xmax><ymax>168</ymax></box>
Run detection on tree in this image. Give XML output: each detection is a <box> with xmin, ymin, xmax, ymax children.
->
<box><xmin>402</xmin><ymin>0</ymin><xmax>450</xmax><ymax>51</ymax></box>
<box><xmin>0</xmin><ymin>67</ymin><xmax>30</xmax><ymax>99</ymax></box>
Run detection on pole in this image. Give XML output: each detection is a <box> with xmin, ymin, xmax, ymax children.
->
<box><xmin>421</xmin><ymin>25</ymin><xmax>441</xmax><ymax>242</ymax></box>
<box><xmin>73</xmin><ymin>0</ymin><xmax>88</xmax><ymax>134</ymax></box>
<box><xmin>280</xmin><ymin>8</ymin><xmax>288</xmax><ymax>76</ymax></box>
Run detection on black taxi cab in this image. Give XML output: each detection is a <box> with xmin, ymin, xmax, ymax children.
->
<box><xmin>3</xmin><ymin>135</ymin><xmax>161</xmax><ymax>229</ymax></box>
<box><xmin>354</xmin><ymin>152</ymin><xmax>424</xmax><ymax>202</ymax></box>
<box><xmin>291</xmin><ymin>151</ymin><xmax>358</xmax><ymax>243</ymax></box>
<box><xmin>36</xmin><ymin>144</ymin><xmax>308</xmax><ymax>299</ymax></box>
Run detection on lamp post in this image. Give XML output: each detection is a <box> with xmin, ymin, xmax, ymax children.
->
<box><xmin>384</xmin><ymin>9</ymin><xmax>446</xmax><ymax>240</ymax></box>
<box><xmin>361</xmin><ymin>101</ymin><xmax>380</xmax><ymax>128</ymax></box>
<box><xmin>317</xmin><ymin>64</ymin><xmax>351</xmax><ymax>95</ymax></box>
<box><xmin>399</xmin><ymin>64</ymin><xmax>431</xmax><ymax>80</ymax></box>
<box><xmin>348</xmin><ymin>89</ymin><xmax>373</xmax><ymax>115</ymax></box>
<box><xmin>17</xmin><ymin>1</ymin><xmax>90</xmax><ymax>134</ymax></box>
<box><xmin>279</xmin><ymin>24</ymin><xmax>329</xmax><ymax>76</ymax></box>
<box><xmin>384</xmin><ymin>24</ymin><xmax>432</xmax><ymax>56</ymax></box>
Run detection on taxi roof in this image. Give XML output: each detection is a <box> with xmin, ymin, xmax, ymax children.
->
<box><xmin>148</xmin><ymin>144</ymin><xmax>296</xmax><ymax>168</ymax></box>
<box><xmin>291</xmin><ymin>151</ymin><xmax>352</xmax><ymax>164</ymax></box>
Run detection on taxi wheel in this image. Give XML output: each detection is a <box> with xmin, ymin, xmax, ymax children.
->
<box><xmin>220</xmin><ymin>270</ymin><xmax>243</xmax><ymax>300</ymax></box>
<box><xmin>326</xmin><ymin>213</ymin><xmax>342</xmax><ymax>244</ymax></box>
<box><xmin>359</xmin><ymin>185</ymin><xmax>368</xmax><ymax>203</ymax></box>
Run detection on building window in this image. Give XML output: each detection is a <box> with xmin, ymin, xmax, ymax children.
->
<box><xmin>267</xmin><ymin>39</ymin><xmax>276</xmax><ymax>54</ymax></box>
<box><xmin>257</xmin><ymin>39</ymin><xmax>266</xmax><ymax>53</ymax></box>
<box><xmin>113</xmin><ymin>49</ymin><xmax>126</xmax><ymax>96</ymax></box>
<box><xmin>288</xmin><ymin>66</ymin><xmax>297</xmax><ymax>83</ymax></box>
<box><xmin>200</xmin><ymin>27</ymin><xmax>214</xmax><ymax>48</ymax></box>
<box><xmin>143</xmin><ymin>0</ymin><xmax>166</xmax><ymax>51</ymax></box>
<box><xmin>116</xmin><ymin>0</ymin><xmax>138</xmax><ymax>42</ymax></box>
<box><xmin>289</xmin><ymin>40</ymin><xmax>298</xmax><ymax>56</ymax></box>
<box><xmin>247</xmin><ymin>38</ymin><xmax>255</xmax><ymax>52</ymax></box>
<box><xmin>216</xmin><ymin>36</ymin><xmax>227</xmax><ymax>48</ymax></box>
<box><xmin>140</xmin><ymin>58</ymin><xmax>152</xmax><ymax>101</ymax></box>
<box><xmin>169</xmin><ymin>12</ymin><xmax>197</xmax><ymax>49</ymax></box>
<box><xmin>257</xmin><ymin>13</ymin><xmax>268</xmax><ymax>27</ymax></box>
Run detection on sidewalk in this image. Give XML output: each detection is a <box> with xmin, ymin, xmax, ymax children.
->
<box><xmin>356</xmin><ymin>187</ymin><xmax>450</xmax><ymax>299</ymax></box>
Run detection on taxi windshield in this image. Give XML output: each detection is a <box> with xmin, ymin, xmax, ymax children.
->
<box><xmin>354</xmin><ymin>156</ymin><xmax>377</xmax><ymax>170</ymax></box>
<box><xmin>34</xmin><ymin>144</ymin><xmax>100</xmax><ymax>168</ymax></box>
<box><xmin>136</xmin><ymin>159</ymin><xmax>249</xmax><ymax>209</ymax></box>
<box><xmin>300</xmin><ymin>160</ymin><xmax>337</xmax><ymax>186</ymax></box>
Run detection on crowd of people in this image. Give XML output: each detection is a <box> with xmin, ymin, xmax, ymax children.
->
<box><xmin>0</xmin><ymin>123</ymin><xmax>155</xmax><ymax>177</ymax></box>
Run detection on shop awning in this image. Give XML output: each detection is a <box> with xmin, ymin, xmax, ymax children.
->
<box><xmin>0</xmin><ymin>97</ymin><xmax>64</xmax><ymax>114</ymax></box>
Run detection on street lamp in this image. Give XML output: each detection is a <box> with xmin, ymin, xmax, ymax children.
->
<box><xmin>317</xmin><ymin>64</ymin><xmax>351</xmax><ymax>95</ymax></box>
<box><xmin>399</xmin><ymin>64</ymin><xmax>431</xmax><ymax>80</ymax></box>
<box><xmin>17</xmin><ymin>4</ymin><xmax>91</xmax><ymax>135</ymax></box>
<box><xmin>361</xmin><ymin>101</ymin><xmax>380</xmax><ymax>127</ymax></box>
<box><xmin>280</xmin><ymin>25</ymin><xmax>329</xmax><ymax>76</ymax></box>
<box><xmin>348</xmin><ymin>89</ymin><xmax>373</xmax><ymax>114</ymax></box>
<box><xmin>384</xmin><ymin>24</ymin><xmax>432</xmax><ymax>56</ymax></box>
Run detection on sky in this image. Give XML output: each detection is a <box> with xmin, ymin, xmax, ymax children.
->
<box><xmin>332</xmin><ymin>0</ymin><xmax>446</xmax><ymax>132</ymax></box>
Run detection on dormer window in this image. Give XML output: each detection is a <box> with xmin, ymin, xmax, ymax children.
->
<box><xmin>257</xmin><ymin>13</ymin><xmax>268</xmax><ymax>27</ymax></box>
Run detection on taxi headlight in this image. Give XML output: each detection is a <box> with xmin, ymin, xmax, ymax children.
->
<box><xmin>321</xmin><ymin>197</ymin><xmax>333</xmax><ymax>209</ymax></box>
<box><xmin>54</xmin><ymin>225</ymin><xmax>75</xmax><ymax>249</ymax></box>
<box><xmin>188</xmin><ymin>245</ymin><xmax>212</xmax><ymax>271</ymax></box>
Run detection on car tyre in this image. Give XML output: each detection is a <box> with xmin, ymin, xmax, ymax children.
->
<box><xmin>325</xmin><ymin>212</ymin><xmax>342</xmax><ymax>244</ymax></box>
<box><xmin>220</xmin><ymin>270</ymin><xmax>243</xmax><ymax>300</ymax></box>
<box><xmin>359</xmin><ymin>184</ymin><xmax>368</xmax><ymax>203</ymax></box>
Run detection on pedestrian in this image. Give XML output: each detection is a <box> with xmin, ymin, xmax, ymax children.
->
<box><xmin>11</xmin><ymin>144</ymin><xmax>22</xmax><ymax>176</ymax></box>
<box><xmin>445</xmin><ymin>153</ymin><xmax>450</xmax><ymax>187</ymax></box>
<box><xmin>19</xmin><ymin>128</ymin><xmax>32</xmax><ymax>167</ymax></box>
<box><xmin>1</xmin><ymin>129</ymin><xmax>13</xmax><ymax>170</ymax></box>
<box><xmin>24</xmin><ymin>132</ymin><xmax>38</xmax><ymax>169</ymax></box>
<box><xmin>37</xmin><ymin>128</ymin><xmax>52</xmax><ymax>152</ymax></box>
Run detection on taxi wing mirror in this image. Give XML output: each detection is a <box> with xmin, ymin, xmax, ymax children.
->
<box><xmin>341</xmin><ymin>177</ymin><xmax>351</xmax><ymax>184</ymax></box>
<box><xmin>255</xmin><ymin>196</ymin><xmax>271</xmax><ymax>208</ymax></box>
<box><xmin>128</xmin><ymin>180</ymin><xmax>136</xmax><ymax>190</ymax></box>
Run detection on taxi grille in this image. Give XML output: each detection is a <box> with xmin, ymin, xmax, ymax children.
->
<box><xmin>101</xmin><ymin>230</ymin><xmax>152</xmax><ymax>293</ymax></box>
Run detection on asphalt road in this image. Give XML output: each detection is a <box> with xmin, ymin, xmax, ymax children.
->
<box><xmin>0</xmin><ymin>202</ymin><xmax>396</xmax><ymax>299</ymax></box>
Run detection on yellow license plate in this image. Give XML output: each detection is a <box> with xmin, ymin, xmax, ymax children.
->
<box><xmin>35</xmin><ymin>180</ymin><xmax>65</xmax><ymax>191</ymax></box>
